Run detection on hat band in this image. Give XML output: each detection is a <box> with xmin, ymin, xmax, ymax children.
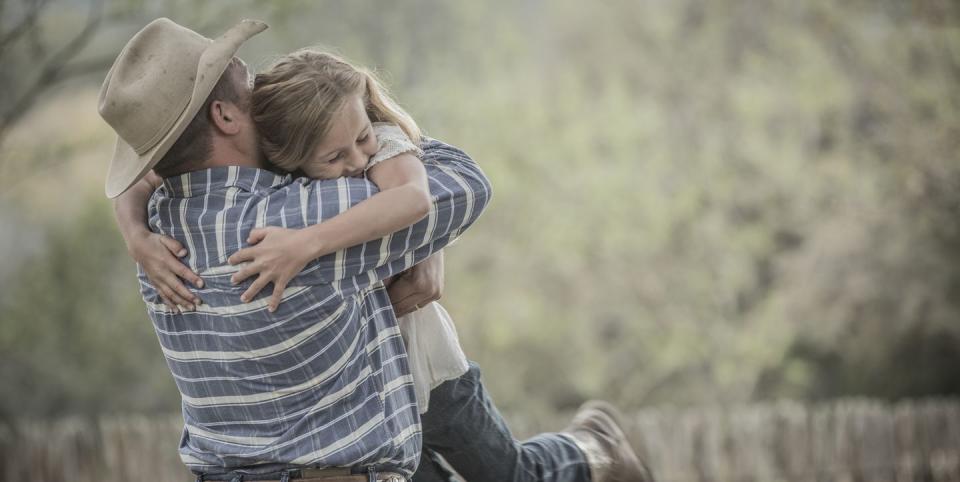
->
<box><xmin>132</xmin><ymin>95</ymin><xmax>192</xmax><ymax>156</ymax></box>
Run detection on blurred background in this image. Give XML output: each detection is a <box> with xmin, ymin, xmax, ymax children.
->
<box><xmin>1</xmin><ymin>0</ymin><xmax>959</xmax><ymax>479</ymax></box>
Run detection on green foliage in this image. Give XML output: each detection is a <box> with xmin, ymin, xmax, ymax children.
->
<box><xmin>1</xmin><ymin>0</ymin><xmax>959</xmax><ymax>417</ymax></box>
<box><xmin>0</xmin><ymin>199</ymin><xmax>178</xmax><ymax>419</ymax></box>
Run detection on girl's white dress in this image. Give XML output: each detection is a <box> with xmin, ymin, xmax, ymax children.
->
<box><xmin>366</xmin><ymin>122</ymin><xmax>470</xmax><ymax>413</ymax></box>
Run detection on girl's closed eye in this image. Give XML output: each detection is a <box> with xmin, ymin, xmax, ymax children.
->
<box><xmin>252</xmin><ymin>49</ymin><xmax>421</xmax><ymax>178</ymax></box>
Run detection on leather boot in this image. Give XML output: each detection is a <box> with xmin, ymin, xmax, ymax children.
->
<box><xmin>563</xmin><ymin>400</ymin><xmax>655</xmax><ymax>482</ymax></box>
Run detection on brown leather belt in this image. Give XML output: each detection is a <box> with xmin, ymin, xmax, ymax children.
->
<box><xmin>197</xmin><ymin>468</ymin><xmax>405</xmax><ymax>482</ymax></box>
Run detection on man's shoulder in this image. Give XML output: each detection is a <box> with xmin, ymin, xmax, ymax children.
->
<box><xmin>156</xmin><ymin>166</ymin><xmax>291</xmax><ymax>199</ymax></box>
<box><xmin>418</xmin><ymin>137</ymin><xmax>472</xmax><ymax>163</ymax></box>
<box><xmin>150</xmin><ymin>166</ymin><xmax>371</xmax><ymax>202</ymax></box>
<box><xmin>149</xmin><ymin>166</ymin><xmax>385</xmax><ymax>231</ymax></box>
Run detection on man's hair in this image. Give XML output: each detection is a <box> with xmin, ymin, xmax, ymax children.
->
<box><xmin>153</xmin><ymin>59</ymin><xmax>247</xmax><ymax>178</ymax></box>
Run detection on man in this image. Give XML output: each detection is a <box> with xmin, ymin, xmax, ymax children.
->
<box><xmin>102</xmin><ymin>18</ymin><xmax>651</xmax><ymax>482</ymax></box>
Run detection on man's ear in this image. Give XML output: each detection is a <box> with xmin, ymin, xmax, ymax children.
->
<box><xmin>209</xmin><ymin>100</ymin><xmax>242</xmax><ymax>135</ymax></box>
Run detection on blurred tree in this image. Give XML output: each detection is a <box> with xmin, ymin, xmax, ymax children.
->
<box><xmin>0</xmin><ymin>198</ymin><xmax>178</xmax><ymax>420</ymax></box>
<box><xmin>0</xmin><ymin>0</ymin><xmax>274</xmax><ymax>150</ymax></box>
<box><xmin>1</xmin><ymin>0</ymin><xmax>959</xmax><ymax>419</ymax></box>
<box><xmin>1</xmin><ymin>0</ymin><xmax>116</xmax><ymax>147</ymax></box>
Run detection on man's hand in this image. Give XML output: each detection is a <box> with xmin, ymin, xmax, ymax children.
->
<box><xmin>388</xmin><ymin>251</ymin><xmax>444</xmax><ymax>317</ymax></box>
<box><xmin>127</xmin><ymin>231</ymin><xmax>203</xmax><ymax>311</ymax></box>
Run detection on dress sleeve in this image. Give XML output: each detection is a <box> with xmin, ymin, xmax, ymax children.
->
<box><xmin>366</xmin><ymin>122</ymin><xmax>424</xmax><ymax>171</ymax></box>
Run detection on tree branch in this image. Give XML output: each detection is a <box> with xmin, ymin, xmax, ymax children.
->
<box><xmin>0</xmin><ymin>0</ymin><xmax>49</xmax><ymax>54</ymax></box>
<box><xmin>0</xmin><ymin>0</ymin><xmax>104</xmax><ymax>148</ymax></box>
<box><xmin>57</xmin><ymin>56</ymin><xmax>114</xmax><ymax>78</ymax></box>
<box><xmin>26</xmin><ymin>11</ymin><xmax>47</xmax><ymax>58</ymax></box>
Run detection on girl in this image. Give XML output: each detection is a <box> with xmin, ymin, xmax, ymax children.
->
<box><xmin>229</xmin><ymin>48</ymin><xmax>469</xmax><ymax>414</ymax></box>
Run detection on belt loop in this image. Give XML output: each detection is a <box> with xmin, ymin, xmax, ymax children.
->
<box><xmin>280</xmin><ymin>470</ymin><xmax>291</xmax><ymax>482</ymax></box>
<box><xmin>367</xmin><ymin>467</ymin><xmax>377</xmax><ymax>482</ymax></box>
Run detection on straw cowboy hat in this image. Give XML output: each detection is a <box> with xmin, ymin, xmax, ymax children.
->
<box><xmin>98</xmin><ymin>18</ymin><xmax>268</xmax><ymax>198</ymax></box>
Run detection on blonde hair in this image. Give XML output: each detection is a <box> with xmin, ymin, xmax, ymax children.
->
<box><xmin>252</xmin><ymin>48</ymin><xmax>421</xmax><ymax>172</ymax></box>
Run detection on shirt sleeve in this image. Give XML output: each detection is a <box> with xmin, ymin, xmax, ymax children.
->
<box><xmin>366</xmin><ymin>122</ymin><xmax>423</xmax><ymax>171</ymax></box>
<box><xmin>279</xmin><ymin>138</ymin><xmax>492</xmax><ymax>291</ymax></box>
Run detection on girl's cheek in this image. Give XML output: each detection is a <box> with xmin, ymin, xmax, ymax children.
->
<box><xmin>363</xmin><ymin>136</ymin><xmax>378</xmax><ymax>157</ymax></box>
<box><xmin>302</xmin><ymin>163</ymin><xmax>326</xmax><ymax>180</ymax></box>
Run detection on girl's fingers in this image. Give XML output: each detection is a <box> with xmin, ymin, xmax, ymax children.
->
<box><xmin>166</xmin><ymin>274</ymin><xmax>198</xmax><ymax>307</ymax></box>
<box><xmin>164</xmin><ymin>279</ymin><xmax>195</xmax><ymax>310</ymax></box>
<box><xmin>172</xmin><ymin>260</ymin><xmax>204</xmax><ymax>290</ymax></box>
<box><xmin>159</xmin><ymin>235</ymin><xmax>188</xmax><ymax>257</ymax></box>
<box><xmin>268</xmin><ymin>280</ymin><xmax>287</xmax><ymax>313</ymax></box>
<box><xmin>159</xmin><ymin>284</ymin><xmax>193</xmax><ymax>311</ymax></box>
<box><xmin>228</xmin><ymin>247</ymin><xmax>256</xmax><ymax>265</ymax></box>
<box><xmin>248</xmin><ymin>228</ymin><xmax>269</xmax><ymax>244</ymax></box>
<box><xmin>231</xmin><ymin>265</ymin><xmax>258</xmax><ymax>285</ymax></box>
<box><xmin>159</xmin><ymin>294</ymin><xmax>177</xmax><ymax>311</ymax></box>
<box><xmin>241</xmin><ymin>276</ymin><xmax>271</xmax><ymax>303</ymax></box>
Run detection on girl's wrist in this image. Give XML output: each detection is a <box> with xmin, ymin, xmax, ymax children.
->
<box><xmin>125</xmin><ymin>228</ymin><xmax>152</xmax><ymax>261</ymax></box>
<box><xmin>303</xmin><ymin>224</ymin><xmax>332</xmax><ymax>260</ymax></box>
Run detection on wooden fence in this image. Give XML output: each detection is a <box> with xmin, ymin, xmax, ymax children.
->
<box><xmin>1</xmin><ymin>398</ymin><xmax>958</xmax><ymax>482</ymax></box>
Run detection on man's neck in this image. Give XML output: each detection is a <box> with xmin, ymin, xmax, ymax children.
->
<box><xmin>204</xmin><ymin>145</ymin><xmax>266</xmax><ymax>170</ymax></box>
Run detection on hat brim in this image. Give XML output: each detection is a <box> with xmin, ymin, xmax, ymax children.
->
<box><xmin>105</xmin><ymin>19</ymin><xmax>267</xmax><ymax>199</ymax></box>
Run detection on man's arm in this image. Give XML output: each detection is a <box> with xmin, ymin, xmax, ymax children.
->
<box><xmin>229</xmin><ymin>139</ymin><xmax>491</xmax><ymax>293</ymax></box>
<box><xmin>388</xmin><ymin>249</ymin><xmax>444</xmax><ymax>316</ymax></box>
<box><xmin>114</xmin><ymin>172</ymin><xmax>204</xmax><ymax>310</ymax></box>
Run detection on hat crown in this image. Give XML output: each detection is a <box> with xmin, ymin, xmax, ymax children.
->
<box><xmin>98</xmin><ymin>18</ymin><xmax>210</xmax><ymax>155</ymax></box>
<box><xmin>99</xmin><ymin>18</ymin><xmax>267</xmax><ymax>198</ymax></box>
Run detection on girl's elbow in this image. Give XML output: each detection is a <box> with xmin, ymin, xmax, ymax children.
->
<box><xmin>412</xmin><ymin>186</ymin><xmax>432</xmax><ymax>218</ymax></box>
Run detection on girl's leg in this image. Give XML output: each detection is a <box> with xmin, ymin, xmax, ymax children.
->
<box><xmin>410</xmin><ymin>448</ymin><xmax>460</xmax><ymax>482</ymax></box>
<box><xmin>416</xmin><ymin>362</ymin><xmax>591</xmax><ymax>482</ymax></box>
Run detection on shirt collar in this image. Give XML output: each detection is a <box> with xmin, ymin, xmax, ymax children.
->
<box><xmin>161</xmin><ymin>166</ymin><xmax>291</xmax><ymax>197</ymax></box>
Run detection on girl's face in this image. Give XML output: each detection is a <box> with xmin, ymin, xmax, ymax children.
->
<box><xmin>301</xmin><ymin>94</ymin><xmax>378</xmax><ymax>180</ymax></box>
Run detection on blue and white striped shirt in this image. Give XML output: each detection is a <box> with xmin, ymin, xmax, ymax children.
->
<box><xmin>139</xmin><ymin>139</ymin><xmax>491</xmax><ymax>476</ymax></box>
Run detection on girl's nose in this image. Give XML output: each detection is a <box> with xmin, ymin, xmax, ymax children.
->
<box><xmin>345</xmin><ymin>150</ymin><xmax>368</xmax><ymax>176</ymax></box>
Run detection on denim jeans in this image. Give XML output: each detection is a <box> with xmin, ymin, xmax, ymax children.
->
<box><xmin>411</xmin><ymin>362</ymin><xmax>591</xmax><ymax>482</ymax></box>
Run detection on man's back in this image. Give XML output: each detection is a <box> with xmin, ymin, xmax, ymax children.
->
<box><xmin>139</xmin><ymin>139</ymin><xmax>491</xmax><ymax>476</ymax></box>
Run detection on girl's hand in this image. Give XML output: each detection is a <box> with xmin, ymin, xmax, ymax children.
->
<box><xmin>228</xmin><ymin>227</ymin><xmax>313</xmax><ymax>312</ymax></box>
<box><xmin>127</xmin><ymin>231</ymin><xmax>203</xmax><ymax>312</ymax></box>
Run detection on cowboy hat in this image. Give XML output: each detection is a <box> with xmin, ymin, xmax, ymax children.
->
<box><xmin>98</xmin><ymin>18</ymin><xmax>268</xmax><ymax>198</ymax></box>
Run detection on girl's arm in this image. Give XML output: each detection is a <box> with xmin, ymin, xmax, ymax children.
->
<box><xmin>229</xmin><ymin>152</ymin><xmax>432</xmax><ymax>310</ymax></box>
<box><xmin>301</xmin><ymin>152</ymin><xmax>431</xmax><ymax>258</ymax></box>
<box><xmin>114</xmin><ymin>171</ymin><xmax>203</xmax><ymax>311</ymax></box>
